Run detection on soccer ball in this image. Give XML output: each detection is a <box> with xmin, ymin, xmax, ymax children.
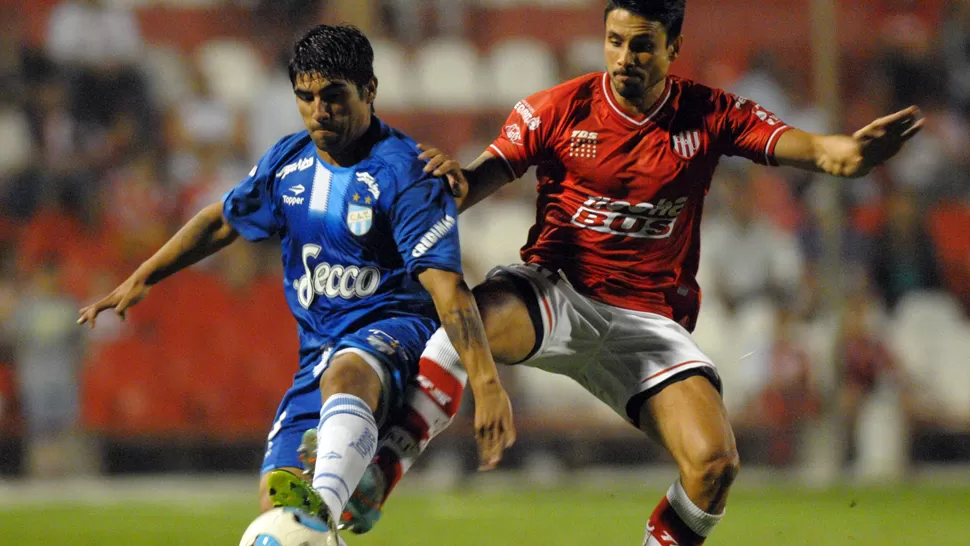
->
<box><xmin>238</xmin><ymin>507</ymin><xmax>345</xmax><ymax>546</ymax></box>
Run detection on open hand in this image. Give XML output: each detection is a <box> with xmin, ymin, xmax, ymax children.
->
<box><xmin>472</xmin><ymin>380</ymin><xmax>517</xmax><ymax>471</ymax></box>
<box><xmin>418</xmin><ymin>144</ymin><xmax>468</xmax><ymax>200</ymax></box>
<box><xmin>853</xmin><ymin>105</ymin><xmax>924</xmax><ymax>174</ymax></box>
<box><xmin>77</xmin><ymin>273</ymin><xmax>151</xmax><ymax>328</ymax></box>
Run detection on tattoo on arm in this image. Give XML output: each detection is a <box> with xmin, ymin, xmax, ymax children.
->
<box><xmin>442</xmin><ymin>305</ymin><xmax>488</xmax><ymax>352</ymax></box>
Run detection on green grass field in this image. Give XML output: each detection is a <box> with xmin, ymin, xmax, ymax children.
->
<box><xmin>1</xmin><ymin>485</ymin><xmax>968</xmax><ymax>545</ymax></box>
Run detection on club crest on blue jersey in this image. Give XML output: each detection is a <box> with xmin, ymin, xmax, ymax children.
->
<box><xmin>347</xmin><ymin>204</ymin><xmax>373</xmax><ymax>236</ymax></box>
<box><xmin>366</xmin><ymin>328</ymin><xmax>409</xmax><ymax>363</ymax></box>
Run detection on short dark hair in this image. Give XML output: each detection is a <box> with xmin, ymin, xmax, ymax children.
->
<box><xmin>288</xmin><ymin>24</ymin><xmax>374</xmax><ymax>95</ymax></box>
<box><xmin>604</xmin><ymin>0</ymin><xmax>686</xmax><ymax>44</ymax></box>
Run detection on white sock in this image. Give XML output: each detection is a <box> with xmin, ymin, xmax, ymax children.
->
<box><xmin>666</xmin><ymin>479</ymin><xmax>724</xmax><ymax>537</ymax></box>
<box><xmin>312</xmin><ymin>394</ymin><xmax>378</xmax><ymax>517</ymax></box>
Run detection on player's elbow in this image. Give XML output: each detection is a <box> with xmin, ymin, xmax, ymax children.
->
<box><xmin>419</xmin><ymin>268</ymin><xmax>469</xmax><ymax>306</ymax></box>
<box><xmin>200</xmin><ymin>202</ymin><xmax>238</xmax><ymax>242</ymax></box>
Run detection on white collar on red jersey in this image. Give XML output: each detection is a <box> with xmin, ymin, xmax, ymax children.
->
<box><xmin>600</xmin><ymin>72</ymin><xmax>672</xmax><ymax>127</ymax></box>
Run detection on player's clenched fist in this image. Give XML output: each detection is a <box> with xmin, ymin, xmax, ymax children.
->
<box><xmin>77</xmin><ymin>272</ymin><xmax>151</xmax><ymax>328</ymax></box>
<box><xmin>472</xmin><ymin>379</ymin><xmax>517</xmax><ymax>471</ymax></box>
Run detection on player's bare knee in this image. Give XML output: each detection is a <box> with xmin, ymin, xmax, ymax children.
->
<box><xmin>710</xmin><ymin>451</ymin><xmax>740</xmax><ymax>491</ymax></box>
<box><xmin>683</xmin><ymin>448</ymin><xmax>740</xmax><ymax>494</ymax></box>
<box><xmin>319</xmin><ymin>356</ymin><xmax>381</xmax><ymax>410</ymax></box>
<box><xmin>472</xmin><ymin>278</ymin><xmax>515</xmax><ymax>323</ymax></box>
<box><xmin>472</xmin><ymin>277</ymin><xmax>535</xmax><ymax>361</ymax></box>
<box><xmin>479</xmin><ymin>301</ymin><xmax>516</xmax><ymax>344</ymax></box>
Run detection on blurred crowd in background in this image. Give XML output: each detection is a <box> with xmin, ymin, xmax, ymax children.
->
<box><xmin>0</xmin><ymin>0</ymin><xmax>968</xmax><ymax>480</ymax></box>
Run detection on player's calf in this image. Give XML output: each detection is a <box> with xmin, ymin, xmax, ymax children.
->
<box><xmin>286</xmin><ymin>351</ymin><xmax>384</xmax><ymax>539</ymax></box>
<box><xmin>639</xmin><ymin>375</ymin><xmax>738</xmax><ymax>545</ymax></box>
<box><xmin>343</xmin><ymin>329</ymin><xmax>468</xmax><ymax>533</ymax></box>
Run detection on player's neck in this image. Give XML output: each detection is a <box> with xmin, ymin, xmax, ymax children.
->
<box><xmin>611</xmin><ymin>76</ymin><xmax>667</xmax><ymax>119</ymax></box>
<box><xmin>316</xmin><ymin>116</ymin><xmax>380</xmax><ymax>167</ymax></box>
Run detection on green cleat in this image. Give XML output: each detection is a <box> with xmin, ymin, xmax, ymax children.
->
<box><xmin>266</xmin><ymin>468</ymin><xmax>340</xmax><ymax>543</ymax></box>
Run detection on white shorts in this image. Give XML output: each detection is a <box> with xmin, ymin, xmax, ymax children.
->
<box><xmin>490</xmin><ymin>264</ymin><xmax>721</xmax><ymax>425</ymax></box>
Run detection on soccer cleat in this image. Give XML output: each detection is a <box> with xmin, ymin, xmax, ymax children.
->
<box><xmin>266</xmin><ymin>469</ymin><xmax>340</xmax><ymax>543</ymax></box>
<box><xmin>340</xmin><ymin>462</ymin><xmax>386</xmax><ymax>534</ymax></box>
<box><xmin>296</xmin><ymin>427</ymin><xmax>384</xmax><ymax>534</ymax></box>
<box><xmin>297</xmin><ymin>428</ymin><xmax>318</xmax><ymax>475</ymax></box>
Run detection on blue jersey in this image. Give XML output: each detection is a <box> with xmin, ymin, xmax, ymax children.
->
<box><xmin>222</xmin><ymin>119</ymin><xmax>461</xmax><ymax>372</ymax></box>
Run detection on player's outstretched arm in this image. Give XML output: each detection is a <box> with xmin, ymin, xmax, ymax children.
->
<box><xmin>77</xmin><ymin>202</ymin><xmax>239</xmax><ymax>328</ymax></box>
<box><xmin>417</xmin><ymin>268</ymin><xmax>516</xmax><ymax>470</ymax></box>
<box><xmin>774</xmin><ymin>105</ymin><xmax>923</xmax><ymax>178</ymax></box>
<box><xmin>418</xmin><ymin>145</ymin><xmax>514</xmax><ymax>212</ymax></box>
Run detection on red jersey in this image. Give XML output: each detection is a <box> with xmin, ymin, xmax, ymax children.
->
<box><xmin>488</xmin><ymin>72</ymin><xmax>792</xmax><ymax>331</ymax></box>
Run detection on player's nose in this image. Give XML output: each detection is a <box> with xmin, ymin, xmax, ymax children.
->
<box><xmin>311</xmin><ymin>99</ymin><xmax>331</xmax><ymax>121</ymax></box>
<box><xmin>312</xmin><ymin>112</ymin><xmax>332</xmax><ymax>130</ymax></box>
<box><xmin>617</xmin><ymin>46</ymin><xmax>635</xmax><ymax>68</ymax></box>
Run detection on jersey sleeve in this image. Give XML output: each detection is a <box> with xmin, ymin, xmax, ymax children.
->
<box><xmin>714</xmin><ymin>91</ymin><xmax>793</xmax><ymax>166</ymax></box>
<box><xmin>221</xmin><ymin>143</ymin><xmax>285</xmax><ymax>241</ymax></box>
<box><xmin>487</xmin><ymin>89</ymin><xmax>557</xmax><ymax>179</ymax></box>
<box><xmin>388</xmin><ymin>161</ymin><xmax>462</xmax><ymax>277</ymax></box>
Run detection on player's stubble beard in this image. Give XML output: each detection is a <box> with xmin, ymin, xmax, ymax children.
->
<box><xmin>610</xmin><ymin>51</ymin><xmax>672</xmax><ymax>113</ymax></box>
<box><xmin>611</xmin><ymin>70</ymin><xmax>666</xmax><ymax>112</ymax></box>
<box><xmin>613</xmin><ymin>74</ymin><xmax>654</xmax><ymax>99</ymax></box>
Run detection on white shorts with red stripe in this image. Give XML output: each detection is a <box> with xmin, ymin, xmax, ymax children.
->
<box><xmin>488</xmin><ymin>263</ymin><xmax>721</xmax><ymax>425</ymax></box>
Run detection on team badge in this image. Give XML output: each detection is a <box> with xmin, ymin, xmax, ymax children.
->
<box><xmin>366</xmin><ymin>329</ymin><xmax>409</xmax><ymax>363</ymax></box>
<box><xmin>347</xmin><ymin>204</ymin><xmax>373</xmax><ymax>236</ymax></box>
<box><xmin>671</xmin><ymin>130</ymin><xmax>701</xmax><ymax>160</ymax></box>
<box><xmin>366</xmin><ymin>329</ymin><xmax>402</xmax><ymax>357</ymax></box>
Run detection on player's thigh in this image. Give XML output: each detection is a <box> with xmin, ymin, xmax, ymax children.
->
<box><xmin>258</xmin><ymin>466</ymin><xmax>306</xmax><ymax>512</ymax></box>
<box><xmin>638</xmin><ymin>375</ymin><xmax>738</xmax><ymax>479</ymax></box>
<box><xmin>472</xmin><ymin>274</ymin><xmax>538</xmax><ymax>364</ymax></box>
<box><xmin>486</xmin><ymin>264</ymin><xmax>611</xmax><ymax>378</ymax></box>
<box><xmin>609</xmin><ymin>311</ymin><xmax>736</xmax><ymax>473</ymax></box>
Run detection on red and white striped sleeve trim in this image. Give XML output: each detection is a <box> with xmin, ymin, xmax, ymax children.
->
<box><xmin>764</xmin><ymin>125</ymin><xmax>794</xmax><ymax>166</ymax></box>
<box><xmin>487</xmin><ymin>143</ymin><xmax>517</xmax><ymax>179</ymax></box>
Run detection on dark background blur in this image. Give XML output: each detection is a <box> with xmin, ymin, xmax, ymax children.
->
<box><xmin>0</xmin><ymin>0</ymin><xmax>968</xmax><ymax>484</ymax></box>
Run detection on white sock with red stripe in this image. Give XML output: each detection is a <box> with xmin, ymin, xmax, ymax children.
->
<box><xmin>644</xmin><ymin>480</ymin><xmax>723</xmax><ymax>545</ymax></box>
<box><xmin>373</xmin><ymin>328</ymin><xmax>466</xmax><ymax>502</ymax></box>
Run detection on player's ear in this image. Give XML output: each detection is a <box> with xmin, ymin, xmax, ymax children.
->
<box><xmin>667</xmin><ymin>35</ymin><xmax>683</xmax><ymax>61</ymax></box>
<box><xmin>364</xmin><ymin>76</ymin><xmax>378</xmax><ymax>104</ymax></box>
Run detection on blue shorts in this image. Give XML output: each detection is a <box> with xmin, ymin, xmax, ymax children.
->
<box><xmin>261</xmin><ymin>315</ymin><xmax>438</xmax><ymax>474</ymax></box>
